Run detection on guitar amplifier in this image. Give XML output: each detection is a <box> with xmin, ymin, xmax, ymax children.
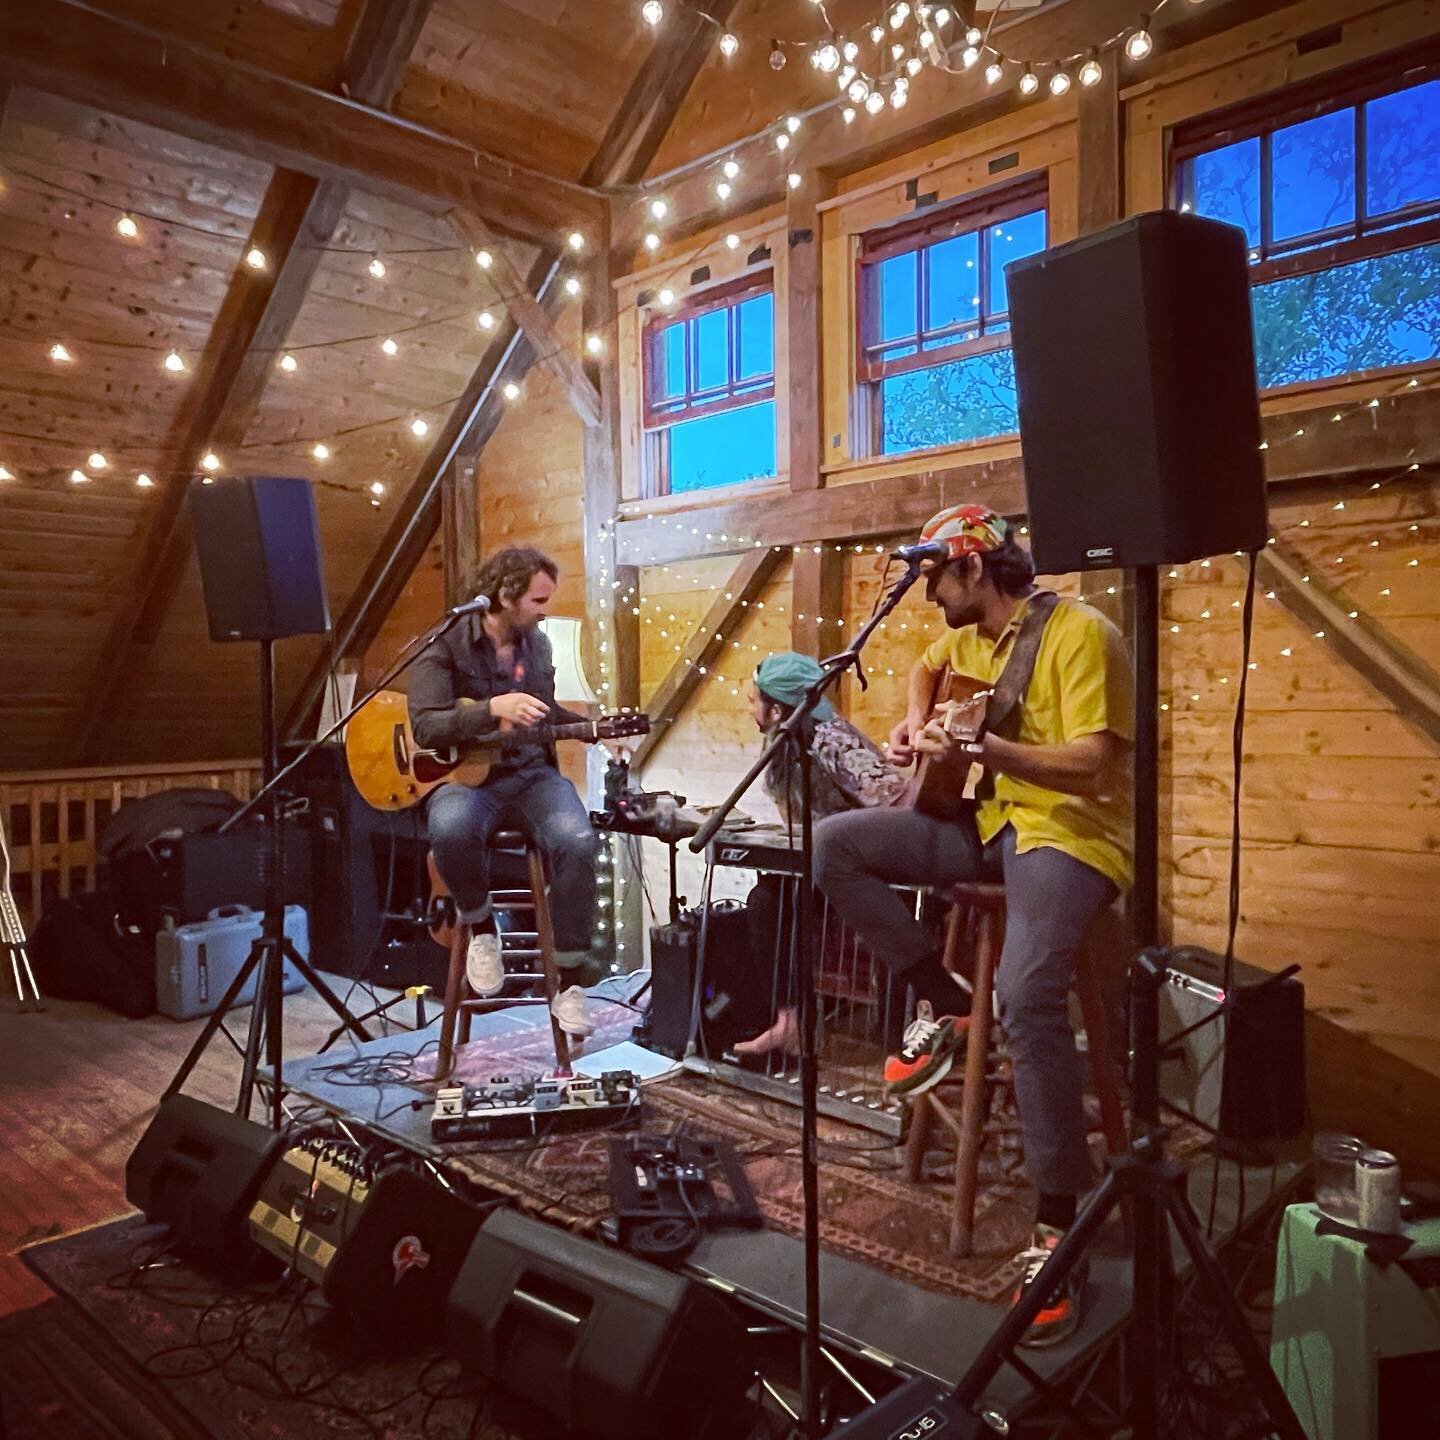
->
<box><xmin>249</xmin><ymin>1140</ymin><xmax>372</xmax><ymax>1286</ymax></box>
<box><xmin>1155</xmin><ymin>946</ymin><xmax>1306</xmax><ymax>1150</ymax></box>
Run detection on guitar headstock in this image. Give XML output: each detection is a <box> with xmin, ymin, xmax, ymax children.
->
<box><xmin>595</xmin><ymin>713</ymin><xmax>651</xmax><ymax>740</ymax></box>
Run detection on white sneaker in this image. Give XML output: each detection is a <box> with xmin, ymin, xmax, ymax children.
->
<box><xmin>465</xmin><ymin>929</ymin><xmax>505</xmax><ymax>996</ymax></box>
<box><xmin>550</xmin><ymin>985</ymin><xmax>594</xmax><ymax>1039</ymax></box>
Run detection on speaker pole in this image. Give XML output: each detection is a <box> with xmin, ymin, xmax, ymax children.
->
<box><xmin>1132</xmin><ymin>564</ymin><xmax>1160</xmax><ymax>955</ymax></box>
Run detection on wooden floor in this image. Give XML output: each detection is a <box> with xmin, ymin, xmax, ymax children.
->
<box><xmin>0</xmin><ymin>980</ymin><xmax>393</xmax><ymax>1317</ymax></box>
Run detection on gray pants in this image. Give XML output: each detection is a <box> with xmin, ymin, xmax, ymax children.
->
<box><xmin>813</xmin><ymin>809</ymin><xmax>1117</xmax><ymax>1196</ymax></box>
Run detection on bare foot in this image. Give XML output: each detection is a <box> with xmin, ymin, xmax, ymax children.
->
<box><xmin>733</xmin><ymin>1008</ymin><xmax>800</xmax><ymax>1057</ymax></box>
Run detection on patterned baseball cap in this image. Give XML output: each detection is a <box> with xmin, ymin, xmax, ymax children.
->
<box><xmin>917</xmin><ymin>503</ymin><xmax>1008</xmax><ymax>562</ymax></box>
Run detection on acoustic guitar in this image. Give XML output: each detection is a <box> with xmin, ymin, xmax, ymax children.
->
<box><xmin>901</xmin><ymin>669</ymin><xmax>993</xmax><ymax>820</ymax></box>
<box><xmin>345</xmin><ymin>690</ymin><xmax>650</xmax><ymax>813</ymax></box>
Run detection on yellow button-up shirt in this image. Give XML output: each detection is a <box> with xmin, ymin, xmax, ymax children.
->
<box><xmin>921</xmin><ymin>595</ymin><xmax>1135</xmax><ymax>890</ymax></box>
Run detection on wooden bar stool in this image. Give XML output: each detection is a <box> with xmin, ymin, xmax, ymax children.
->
<box><xmin>435</xmin><ymin>829</ymin><xmax>571</xmax><ymax>1081</ymax></box>
<box><xmin>902</xmin><ymin>879</ymin><xmax>1129</xmax><ymax>1256</ymax></box>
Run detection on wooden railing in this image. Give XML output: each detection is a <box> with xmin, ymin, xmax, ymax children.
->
<box><xmin>0</xmin><ymin>760</ymin><xmax>262</xmax><ymax>925</ymax></box>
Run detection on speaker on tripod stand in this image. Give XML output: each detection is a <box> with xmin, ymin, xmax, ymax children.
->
<box><xmin>160</xmin><ymin>476</ymin><xmax>371</xmax><ymax>1128</ymax></box>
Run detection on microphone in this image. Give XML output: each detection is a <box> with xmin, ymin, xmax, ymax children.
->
<box><xmin>891</xmin><ymin>539</ymin><xmax>949</xmax><ymax>565</ymax></box>
<box><xmin>447</xmin><ymin>594</ymin><xmax>492</xmax><ymax>617</ymax></box>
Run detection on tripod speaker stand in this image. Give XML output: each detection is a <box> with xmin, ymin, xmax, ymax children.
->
<box><xmin>164</xmin><ymin>477</ymin><xmax>371</xmax><ymax>1127</ymax></box>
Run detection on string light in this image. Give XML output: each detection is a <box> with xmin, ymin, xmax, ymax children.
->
<box><xmin>842</xmin><ymin>106</ymin><xmax>856</xmax><ymax>124</ymax></box>
<box><xmin>409</xmin><ymin>417</ymin><xmax>429</xmax><ymax>437</ymax></box>
<box><xmin>564</xmin><ymin>275</ymin><xmax>583</xmax><ymax>297</ymax></box>
<box><xmin>0</xmin><ymin>465</ymin><xmax>11</xmax><ymax>481</ymax></box>
<box><xmin>787</xmin><ymin>171</ymin><xmax>803</xmax><ymax>189</ymax></box>
<box><xmin>1080</xmin><ymin>54</ymin><xmax>1104</xmax><ymax>86</ymax></box>
<box><xmin>136</xmin><ymin>473</ymin><xmax>153</xmax><ymax>488</ymax></box>
<box><xmin>723</xmin><ymin>158</ymin><xmax>741</xmax><ymax>180</ymax></box>
<box><xmin>724</xmin><ymin>233</ymin><xmax>741</xmax><ymax>249</ymax></box>
<box><xmin>368</xmin><ymin>256</ymin><xmax>387</xmax><ymax>279</ymax></box>
<box><xmin>87</xmin><ymin>451</ymin><xmax>107</xmax><ymax>471</ymax></box>
<box><xmin>1049</xmin><ymin>70</ymin><xmax>1071</xmax><ymax>96</ymax></box>
<box><xmin>644</xmin><ymin>232</ymin><xmax>661</xmax><ymax>252</ymax></box>
<box><xmin>69</xmin><ymin>469</ymin><xmax>89</xmax><ymax>485</ymax></box>
<box><xmin>503</xmin><ymin>381</ymin><xmax>521</xmax><ymax>401</ymax></box>
<box><xmin>985</xmin><ymin>61</ymin><xmax>1004</xmax><ymax>85</ymax></box>
<box><xmin>1018</xmin><ymin>68</ymin><xmax>1040</xmax><ymax>96</ymax></box>
<box><xmin>848</xmin><ymin>78</ymin><xmax>870</xmax><ymax>103</ymax></box>
<box><xmin>843</xmin><ymin>40</ymin><xmax>859</xmax><ymax>62</ymax></box>
<box><xmin>163</xmin><ymin>350</ymin><xmax>186</xmax><ymax>373</ymax></box>
<box><xmin>649</xmin><ymin>198</ymin><xmax>669</xmax><ymax>221</ymax></box>
<box><xmin>716</xmin><ymin>181</ymin><xmax>733</xmax><ymax>200</ymax></box>
<box><xmin>475</xmin><ymin>248</ymin><xmax>493</xmax><ymax>269</ymax></box>
<box><xmin>865</xmin><ymin>91</ymin><xmax>886</xmax><ymax>114</ymax></box>
<box><xmin>245</xmin><ymin>247</ymin><xmax>267</xmax><ymax>270</ymax></box>
<box><xmin>812</xmin><ymin>44</ymin><xmax>840</xmax><ymax>73</ymax></box>
<box><xmin>585</xmin><ymin>334</ymin><xmax>604</xmax><ymax>355</ymax></box>
<box><xmin>381</xmin><ymin>337</ymin><xmax>399</xmax><ymax>356</ymax></box>
<box><xmin>719</xmin><ymin>31</ymin><xmax>738</xmax><ymax>56</ymax></box>
<box><xmin>49</xmin><ymin>343</ymin><xmax>73</xmax><ymax>363</ymax></box>
<box><xmin>200</xmin><ymin>452</ymin><xmax>221</xmax><ymax>472</ymax></box>
<box><xmin>1125</xmin><ymin>23</ymin><xmax>1154</xmax><ymax>60</ymax></box>
<box><xmin>116</xmin><ymin>214</ymin><xmax>139</xmax><ymax>239</ymax></box>
<box><xmin>905</xmin><ymin>56</ymin><xmax>924</xmax><ymax>77</ymax></box>
<box><xmin>312</xmin><ymin>442</ymin><xmax>331</xmax><ymax>460</ymax></box>
<box><xmin>657</xmin><ymin>287</ymin><xmax>676</xmax><ymax>307</ymax></box>
<box><xmin>775</xmin><ymin>132</ymin><xmax>791</xmax><ymax>152</ymax></box>
<box><xmin>962</xmin><ymin>45</ymin><xmax>979</xmax><ymax>67</ymax></box>
<box><xmin>891</xmin><ymin>84</ymin><xmax>909</xmax><ymax>108</ymax></box>
<box><xmin>477</xmin><ymin>310</ymin><xmax>496</xmax><ymax>330</ymax></box>
<box><xmin>641</xmin><ymin>1</ymin><xmax>663</xmax><ymax>26</ymax></box>
<box><xmin>278</xmin><ymin>352</ymin><xmax>298</xmax><ymax>372</ymax></box>
<box><xmin>369</xmin><ymin>481</ymin><xmax>385</xmax><ymax>497</ymax></box>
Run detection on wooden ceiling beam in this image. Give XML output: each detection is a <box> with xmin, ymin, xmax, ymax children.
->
<box><xmin>0</xmin><ymin>0</ymin><xmax>604</xmax><ymax>245</ymax></box>
<box><xmin>70</xmin><ymin>0</ymin><xmax>436</xmax><ymax>764</ymax></box>
<box><xmin>280</xmin><ymin>0</ymin><xmax>738</xmax><ymax>739</ymax></box>
<box><xmin>448</xmin><ymin>211</ymin><xmax>602</xmax><ymax>429</ymax></box>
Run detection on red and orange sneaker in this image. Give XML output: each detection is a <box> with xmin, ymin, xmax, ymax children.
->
<box><xmin>883</xmin><ymin>1002</ymin><xmax>968</xmax><ymax>1097</ymax></box>
<box><xmin>1013</xmin><ymin>1223</ymin><xmax>1086</xmax><ymax>1348</ymax></box>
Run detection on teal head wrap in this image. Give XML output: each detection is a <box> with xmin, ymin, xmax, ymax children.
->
<box><xmin>754</xmin><ymin>651</ymin><xmax>836</xmax><ymax>723</ymax></box>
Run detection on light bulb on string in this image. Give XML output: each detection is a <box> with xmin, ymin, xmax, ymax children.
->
<box><xmin>787</xmin><ymin>171</ymin><xmax>802</xmax><ymax>188</ymax></box>
<box><xmin>116</xmin><ymin>213</ymin><xmax>139</xmax><ymax>239</ymax></box>
<box><xmin>312</xmin><ymin>442</ymin><xmax>331</xmax><ymax>461</ymax></box>
<box><xmin>965</xmin><ymin>25</ymin><xmax>982</xmax><ymax>44</ymax></box>
<box><xmin>200</xmin><ymin>452</ymin><xmax>221</xmax><ymax>472</ymax></box>
<box><xmin>719</xmin><ymin>31</ymin><xmax>738</xmax><ymax>56</ymax></box>
<box><xmin>643</xmin><ymin>232</ymin><xmax>661</xmax><ymax>252</ymax></box>
<box><xmin>919</xmin><ymin>29</ymin><xmax>934</xmax><ymax>47</ymax></box>
<box><xmin>891</xmin><ymin>84</ymin><xmax>909</xmax><ymax>108</ymax></box>
<box><xmin>381</xmin><ymin>336</ymin><xmax>399</xmax><ymax>356</ymax></box>
<box><xmin>0</xmin><ymin>465</ymin><xmax>11</xmax><ymax>481</ymax></box>
<box><xmin>1079</xmin><ymin>53</ymin><xmax>1103</xmax><ymax>86</ymax></box>
<box><xmin>769</xmin><ymin>42</ymin><xmax>786</xmax><ymax>70</ymax></box>
<box><xmin>88</xmin><ymin>451</ymin><xmax>107</xmax><ymax>471</ymax></box>
<box><xmin>1049</xmin><ymin>70</ymin><xmax>1071</xmax><ymax>95</ymax></box>
<box><xmin>842</xmin><ymin>106</ymin><xmax>856</xmax><ymax>124</ymax></box>
<box><xmin>985</xmin><ymin>61</ymin><xmax>1004</xmax><ymax>85</ymax></box>
<box><xmin>890</xmin><ymin>42</ymin><xmax>905</xmax><ymax>60</ymax></box>
<box><xmin>723</xmin><ymin>158</ymin><xmax>740</xmax><ymax>180</ymax></box>
<box><xmin>567</xmin><ymin>231</ymin><xmax>585</xmax><ymax>252</ymax></box>
<box><xmin>641</xmin><ymin>1</ymin><xmax>663</xmax><ymax>25</ymax></box>
<box><xmin>477</xmin><ymin>310</ymin><xmax>496</xmax><ymax>330</ymax></box>
<box><xmin>503</xmin><ymin>381</ymin><xmax>521</xmax><ymax>401</ymax></box>
<box><xmin>136</xmin><ymin>473</ymin><xmax>154</xmax><ymax>489</ymax></box>
<box><xmin>69</xmin><ymin>469</ymin><xmax>89</xmax><ymax>485</ymax></box>
<box><xmin>648</xmin><ymin>198</ymin><xmax>669</xmax><ymax>221</ymax></box>
<box><xmin>367</xmin><ymin>255</ymin><xmax>387</xmax><ymax>278</ymax></box>
<box><xmin>785</xmin><ymin>114</ymin><xmax>802</xmax><ymax>134</ymax></box>
<box><xmin>865</xmin><ymin>90</ymin><xmax>885</xmax><ymax>113</ymax></box>
<box><xmin>724</xmin><ymin>232</ymin><xmax>741</xmax><ymax>249</ymax></box>
<box><xmin>716</xmin><ymin>181</ymin><xmax>732</xmax><ymax>200</ymax></box>
<box><xmin>585</xmin><ymin>334</ymin><xmax>604</xmax><ymax>356</ymax></box>
<box><xmin>905</xmin><ymin>56</ymin><xmax>923</xmax><ymax>76</ymax></box>
<box><xmin>842</xmin><ymin>40</ymin><xmax>859</xmax><ymax>61</ymax></box>
<box><xmin>775</xmin><ymin>131</ymin><xmax>791</xmax><ymax>151</ymax></box>
<box><xmin>409</xmin><ymin>417</ymin><xmax>429</xmax><ymax>438</ymax></box>
<box><xmin>962</xmin><ymin>45</ymin><xmax>979</xmax><ymax>67</ymax></box>
<box><xmin>49</xmin><ymin>343</ymin><xmax>73</xmax><ymax>363</ymax></box>
<box><xmin>812</xmin><ymin>43</ymin><xmax>840</xmax><ymax>73</ymax></box>
<box><xmin>870</xmin><ymin>24</ymin><xmax>885</xmax><ymax>42</ymax></box>
<box><xmin>474</xmin><ymin>248</ymin><xmax>493</xmax><ymax>269</ymax></box>
<box><xmin>934</xmin><ymin>7</ymin><xmax>952</xmax><ymax>25</ymax></box>
<box><xmin>1125</xmin><ymin>23</ymin><xmax>1153</xmax><ymax>61</ymax></box>
<box><xmin>1018</xmin><ymin>68</ymin><xmax>1039</xmax><ymax>96</ymax></box>
<box><xmin>890</xmin><ymin>3</ymin><xmax>910</xmax><ymax>29</ymax></box>
<box><xmin>369</xmin><ymin>481</ymin><xmax>385</xmax><ymax>498</ymax></box>
<box><xmin>838</xmin><ymin>64</ymin><xmax>856</xmax><ymax>89</ymax></box>
<box><xmin>564</xmin><ymin>275</ymin><xmax>582</xmax><ymax>297</ymax></box>
<box><xmin>245</xmin><ymin>246</ymin><xmax>267</xmax><ymax>270</ymax></box>
<box><xmin>163</xmin><ymin>350</ymin><xmax>186</xmax><ymax>373</ymax></box>
<box><xmin>279</xmin><ymin>352</ymin><xmax>298</xmax><ymax>372</ymax></box>
<box><xmin>848</xmin><ymin>77</ymin><xmax>869</xmax><ymax>102</ymax></box>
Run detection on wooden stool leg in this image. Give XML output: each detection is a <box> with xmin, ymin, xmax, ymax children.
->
<box><xmin>528</xmin><ymin>849</ymin><xmax>571</xmax><ymax>1075</ymax></box>
<box><xmin>951</xmin><ymin>910</ymin><xmax>999</xmax><ymax>1257</ymax></box>
<box><xmin>1076</xmin><ymin>961</ymin><xmax>1128</xmax><ymax>1159</ymax></box>
<box><xmin>904</xmin><ymin>1094</ymin><xmax>935</xmax><ymax>1182</ymax></box>
<box><xmin>437</xmin><ymin>920</ymin><xmax>469</xmax><ymax>1081</ymax></box>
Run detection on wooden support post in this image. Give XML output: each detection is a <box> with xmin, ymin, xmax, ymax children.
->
<box><xmin>441</xmin><ymin>453</ymin><xmax>479</xmax><ymax>610</ymax></box>
<box><xmin>786</xmin><ymin>173</ymin><xmax>833</xmax><ymax>493</ymax></box>
<box><xmin>631</xmin><ymin>547</ymin><xmax>786</xmax><ymax>773</ymax></box>
<box><xmin>1258</xmin><ymin>539</ymin><xmax>1440</xmax><ymax>748</ymax></box>
<box><xmin>791</xmin><ymin>547</ymin><xmax>845</xmax><ymax>661</ymax></box>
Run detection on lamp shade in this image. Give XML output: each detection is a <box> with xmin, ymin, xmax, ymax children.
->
<box><xmin>540</xmin><ymin>616</ymin><xmax>598</xmax><ymax>705</ymax></box>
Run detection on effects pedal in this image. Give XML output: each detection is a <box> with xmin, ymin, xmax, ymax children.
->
<box><xmin>431</xmin><ymin>1069</ymin><xmax>640</xmax><ymax>1141</ymax></box>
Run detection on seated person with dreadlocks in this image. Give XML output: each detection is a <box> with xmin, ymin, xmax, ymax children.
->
<box><xmin>408</xmin><ymin>545</ymin><xmax>603</xmax><ymax>1040</ymax></box>
<box><xmin>732</xmin><ymin>651</ymin><xmax>905</xmax><ymax>1056</ymax></box>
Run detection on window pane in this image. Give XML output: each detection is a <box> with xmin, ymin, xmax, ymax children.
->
<box><xmin>1272</xmin><ymin>109</ymin><xmax>1356</xmax><ymax>243</ymax></box>
<box><xmin>880</xmin><ymin>349</ymin><xmax>1018</xmax><ymax>454</ymax></box>
<box><xmin>986</xmin><ymin>209</ymin><xmax>1047</xmax><ymax>315</ymax></box>
<box><xmin>1366</xmin><ymin>79</ymin><xmax>1440</xmax><ymax>218</ymax></box>
<box><xmin>1252</xmin><ymin>240</ymin><xmax>1440</xmax><ymax>388</ymax></box>
<box><xmin>668</xmin><ymin>400</ymin><xmax>778</xmax><ymax>493</ymax></box>
<box><xmin>878</xmin><ymin>252</ymin><xmax>919</xmax><ymax>342</ymax></box>
<box><xmin>925</xmin><ymin>233</ymin><xmax>980</xmax><ymax>333</ymax></box>
<box><xmin>1188</xmin><ymin>138</ymin><xmax>1261</xmax><ymax>248</ymax></box>
<box><xmin>693</xmin><ymin>307</ymin><xmax>729</xmax><ymax>392</ymax></box>
<box><xmin>657</xmin><ymin>322</ymin><xmax>685</xmax><ymax>400</ymax></box>
<box><xmin>737</xmin><ymin>293</ymin><xmax>775</xmax><ymax>380</ymax></box>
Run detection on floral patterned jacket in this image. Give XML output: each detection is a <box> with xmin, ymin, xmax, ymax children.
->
<box><xmin>762</xmin><ymin>715</ymin><xmax>906</xmax><ymax>821</ymax></box>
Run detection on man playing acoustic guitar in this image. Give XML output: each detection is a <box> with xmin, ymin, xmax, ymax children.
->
<box><xmin>812</xmin><ymin>504</ymin><xmax>1133</xmax><ymax>1346</ymax></box>
<box><xmin>408</xmin><ymin>546</ymin><xmax>601</xmax><ymax>1039</ymax></box>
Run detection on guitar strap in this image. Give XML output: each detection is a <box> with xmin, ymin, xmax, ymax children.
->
<box><xmin>974</xmin><ymin>589</ymin><xmax>1060</xmax><ymax>800</ymax></box>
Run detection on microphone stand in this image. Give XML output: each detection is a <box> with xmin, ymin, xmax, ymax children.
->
<box><xmin>690</xmin><ymin>559</ymin><xmax>928</xmax><ymax>1439</ymax></box>
<box><xmin>165</xmin><ymin>602</ymin><xmax>484</xmax><ymax>1126</ymax></box>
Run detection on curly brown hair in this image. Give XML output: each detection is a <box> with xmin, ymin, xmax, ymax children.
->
<box><xmin>471</xmin><ymin>546</ymin><xmax>558</xmax><ymax>611</ymax></box>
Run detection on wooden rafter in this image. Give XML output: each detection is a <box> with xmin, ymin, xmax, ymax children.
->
<box><xmin>447</xmin><ymin>211</ymin><xmax>602</xmax><ymax>428</ymax></box>
<box><xmin>71</xmin><ymin>0</ymin><xmax>436</xmax><ymax>765</ymax></box>
<box><xmin>630</xmin><ymin>547</ymin><xmax>786</xmax><ymax>772</ymax></box>
<box><xmin>282</xmin><ymin>0</ymin><xmax>737</xmax><ymax>739</ymax></box>
<box><xmin>0</xmin><ymin>0</ymin><xmax>604</xmax><ymax>245</ymax></box>
<box><xmin>1257</xmin><ymin>538</ymin><xmax>1440</xmax><ymax>748</ymax></box>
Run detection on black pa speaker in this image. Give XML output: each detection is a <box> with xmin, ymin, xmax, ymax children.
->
<box><xmin>446</xmin><ymin>1207</ymin><xmax>754</xmax><ymax>1440</ymax></box>
<box><xmin>125</xmin><ymin>1094</ymin><xmax>284</xmax><ymax>1262</ymax></box>
<box><xmin>322</xmin><ymin>1166</ymin><xmax>485</xmax><ymax>1345</ymax></box>
<box><xmin>1007</xmin><ymin>211</ymin><xmax>1268</xmax><ymax>573</ymax></box>
<box><xmin>190</xmin><ymin>475</ymin><xmax>331</xmax><ymax>642</ymax></box>
<box><xmin>1151</xmin><ymin>946</ymin><xmax>1307</xmax><ymax>1152</ymax></box>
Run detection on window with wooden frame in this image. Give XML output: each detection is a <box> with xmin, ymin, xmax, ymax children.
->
<box><xmin>641</xmin><ymin>275</ymin><xmax>776</xmax><ymax>497</ymax></box>
<box><xmin>1173</xmin><ymin>51</ymin><xmax>1440</xmax><ymax>391</ymax></box>
<box><xmin>856</xmin><ymin>175</ymin><xmax>1048</xmax><ymax>457</ymax></box>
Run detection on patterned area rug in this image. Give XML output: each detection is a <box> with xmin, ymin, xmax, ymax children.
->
<box><xmin>19</xmin><ymin>1219</ymin><xmax>540</xmax><ymax>1440</ymax></box>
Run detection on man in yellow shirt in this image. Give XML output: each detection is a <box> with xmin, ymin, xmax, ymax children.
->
<box><xmin>813</xmin><ymin>503</ymin><xmax>1133</xmax><ymax>1347</ymax></box>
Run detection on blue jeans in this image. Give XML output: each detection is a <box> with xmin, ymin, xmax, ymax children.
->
<box><xmin>427</xmin><ymin>767</ymin><xmax>600</xmax><ymax>966</ymax></box>
<box><xmin>813</xmin><ymin>809</ymin><xmax>1118</xmax><ymax>1196</ymax></box>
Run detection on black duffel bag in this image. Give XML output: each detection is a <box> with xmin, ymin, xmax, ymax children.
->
<box><xmin>29</xmin><ymin>891</ymin><xmax>156</xmax><ymax>1018</ymax></box>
